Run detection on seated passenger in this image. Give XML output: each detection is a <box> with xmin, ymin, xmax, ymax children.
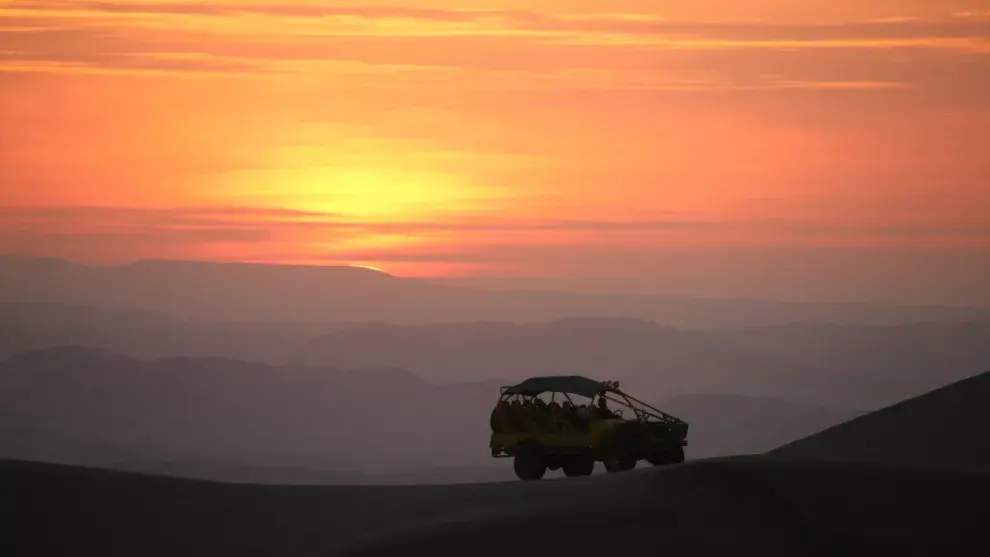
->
<box><xmin>532</xmin><ymin>398</ymin><xmax>554</xmax><ymax>431</ymax></box>
<box><xmin>508</xmin><ymin>399</ymin><xmax>525</xmax><ymax>430</ymax></box>
<box><xmin>596</xmin><ymin>397</ymin><xmax>615</xmax><ymax>419</ymax></box>
<box><xmin>547</xmin><ymin>400</ymin><xmax>573</xmax><ymax>432</ymax></box>
<box><xmin>491</xmin><ymin>400</ymin><xmax>512</xmax><ymax>433</ymax></box>
<box><xmin>552</xmin><ymin>400</ymin><xmax>577</xmax><ymax>431</ymax></box>
<box><xmin>575</xmin><ymin>404</ymin><xmax>591</xmax><ymax>422</ymax></box>
<box><xmin>547</xmin><ymin>400</ymin><xmax>563</xmax><ymax>428</ymax></box>
<box><xmin>520</xmin><ymin>399</ymin><xmax>540</xmax><ymax>429</ymax></box>
<box><xmin>559</xmin><ymin>400</ymin><xmax>573</xmax><ymax>424</ymax></box>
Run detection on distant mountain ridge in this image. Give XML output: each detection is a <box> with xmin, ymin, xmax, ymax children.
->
<box><xmin>3</xmin><ymin>255</ymin><xmax>989</xmax><ymax>327</ymax></box>
<box><xmin>297</xmin><ymin>318</ymin><xmax>990</xmax><ymax>410</ymax></box>
<box><xmin>4</xmin><ymin>300</ymin><xmax>989</xmax><ymax>411</ymax></box>
<box><xmin>0</xmin><ymin>301</ymin><xmax>346</xmax><ymax>364</ymax></box>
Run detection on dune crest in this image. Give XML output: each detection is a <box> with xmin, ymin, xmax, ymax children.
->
<box><xmin>770</xmin><ymin>370</ymin><xmax>990</xmax><ymax>470</ymax></box>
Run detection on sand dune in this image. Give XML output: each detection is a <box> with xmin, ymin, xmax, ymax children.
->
<box><xmin>337</xmin><ymin>459</ymin><xmax>990</xmax><ymax>557</ymax></box>
<box><xmin>771</xmin><ymin>370</ymin><xmax>990</xmax><ymax>470</ymax></box>
<box><xmin>5</xmin><ymin>371</ymin><xmax>990</xmax><ymax>557</ymax></box>
<box><xmin>5</xmin><ymin>456</ymin><xmax>989</xmax><ymax>557</ymax></box>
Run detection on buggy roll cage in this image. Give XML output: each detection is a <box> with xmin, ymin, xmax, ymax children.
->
<box><xmin>497</xmin><ymin>380</ymin><xmax>683</xmax><ymax>426</ymax></box>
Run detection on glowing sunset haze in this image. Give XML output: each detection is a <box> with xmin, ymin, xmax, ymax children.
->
<box><xmin>1</xmin><ymin>0</ymin><xmax>988</xmax><ymax>303</ymax></box>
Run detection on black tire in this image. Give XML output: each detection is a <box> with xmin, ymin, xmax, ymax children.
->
<box><xmin>603</xmin><ymin>453</ymin><xmax>637</xmax><ymax>473</ymax></box>
<box><xmin>648</xmin><ymin>445</ymin><xmax>686</xmax><ymax>466</ymax></box>
<box><xmin>513</xmin><ymin>446</ymin><xmax>547</xmax><ymax>480</ymax></box>
<box><xmin>561</xmin><ymin>455</ymin><xmax>595</xmax><ymax>477</ymax></box>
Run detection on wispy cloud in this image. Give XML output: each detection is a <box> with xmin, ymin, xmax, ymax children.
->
<box><xmin>0</xmin><ymin>0</ymin><xmax>986</xmax><ymax>103</ymax></box>
<box><xmin>3</xmin><ymin>3</ymin><xmax>989</xmax><ymax>77</ymax></box>
<box><xmin>6</xmin><ymin>1</ymin><xmax>495</xmax><ymax>21</ymax></box>
<box><xmin>3</xmin><ymin>203</ymin><xmax>989</xmax><ymax>275</ymax></box>
<box><xmin>1</xmin><ymin>5</ymin><xmax>986</xmax><ymax>105</ymax></box>
<box><xmin>4</xmin><ymin>204</ymin><xmax>989</xmax><ymax>240</ymax></box>
<box><xmin>8</xmin><ymin>2</ymin><xmax>990</xmax><ymax>40</ymax></box>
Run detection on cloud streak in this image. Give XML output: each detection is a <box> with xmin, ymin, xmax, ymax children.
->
<box><xmin>9</xmin><ymin>2</ymin><xmax>990</xmax><ymax>41</ymax></box>
<box><xmin>4</xmin><ymin>204</ymin><xmax>990</xmax><ymax>239</ymax></box>
<box><xmin>3</xmin><ymin>204</ymin><xmax>989</xmax><ymax>279</ymax></box>
<box><xmin>5</xmin><ymin>3</ymin><xmax>990</xmax><ymax>45</ymax></box>
<box><xmin>2</xmin><ymin>3</ymin><xmax>987</xmax><ymax>94</ymax></box>
<box><xmin>2</xmin><ymin>2</ymin><xmax>988</xmax><ymax>83</ymax></box>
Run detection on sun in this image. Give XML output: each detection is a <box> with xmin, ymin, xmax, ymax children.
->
<box><xmin>293</xmin><ymin>166</ymin><xmax>463</xmax><ymax>218</ymax></box>
<box><xmin>223</xmin><ymin>157</ymin><xmax>489</xmax><ymax>222</ymax></box>
<box><xmin>349</xmin><ymin>263</ymin><xmax>388</xmax><ymax>274</ymax></box>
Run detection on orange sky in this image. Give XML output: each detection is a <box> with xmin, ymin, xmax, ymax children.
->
<box><xmin>1</xmin><ymin>1</ymin><xmax>989</xmax><ymax>294</ymax></box>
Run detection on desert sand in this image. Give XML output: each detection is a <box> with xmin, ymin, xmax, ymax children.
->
<box><xmin>5</xmin><ymin>370</ymin><xmax>989</xmax><ymax>557</ymax></box>
<box><xmin>769</xmin><ymin>369</ymin><xmax>990</xmax><ymax>470</ymax></box>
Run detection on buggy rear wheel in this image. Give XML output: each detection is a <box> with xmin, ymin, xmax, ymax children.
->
<box><xmin>603</xmin><ymin>453</ymin><xmax>637</xmax><ymax>473</ymax></box>
<box><xmin>513</xmin><ymin>445</ymin><xmax>547</xmax><ymax>480</ymax></box>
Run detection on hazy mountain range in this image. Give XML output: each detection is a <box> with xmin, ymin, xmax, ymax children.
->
<box><xmin>3</xmin><ymin>340</ymin><xmax>987</xmax><ymax>481</ymax></box>
<box><xmin>4</xmin><ymin>255</ymin><xmax>989</xmax><ymax>483</ymax></box>
<box><xmin>0</xmin><ymin>345</ymin><xmax>862</xmax><ymax>481</ymax></box>
<box><xmin>3</xmin><ymin>255</ymin><xmax>988</xmax><ymax>327</ymax></box>
<box><xmin>297</xmin><ymin>318</ymin><xmax>990</xmax><ymax>410</ymax></box>
<box><xmin>6</xmin><ymin>300</ymin><xmax>988</xmax><ymax>411</ymax></box>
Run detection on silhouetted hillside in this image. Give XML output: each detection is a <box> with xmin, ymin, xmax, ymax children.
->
<box><xmin>298</xmin><ymin>319</ymin><xmax>990</xmax><ymax>410</ymax></box>
<box><xmin>0</xmin><ymin>347</ymin><xmax>515</xmax><ymax>478</ymax></box>
<box><xmin>4</xmin><ymin>455</ymin><xmax>989</xmax><ymax>557</ymax></box>
<box><xmin>770</xmin><ymin>370</ymin><xmax>990</xmax><ymax>470</ymax></box>
<box><xmin>7</xmin><ymin>301</ymin><xmax>988</xmax><ymax>412</ymax></box>
<box><xmin>660</xmin><ymin>394</ymin><xmax>857</xmax><ymax>457</ymax></box>
<box><xmin>0</xmin><ymin>301</ymin><xmax>174</xmax><ymax>327</ymax></box>
<box><xmin>4</xmin><ymin>256</ymin><xmax>988</xmax><ymax>327</ymax></box>
<box><xmin>0</xmin><ymin>302</ymin><xmax>342</xmax><ymax>362</ymax></box>
<box><xmin>0</xmin><ymin>347</ymin><xmax>851</xmax><ymax>480</ymax></box>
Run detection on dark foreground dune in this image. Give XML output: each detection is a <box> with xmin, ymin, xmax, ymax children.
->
<box><xmin>5</xmin><ymin>371</ymin><xmax>990</xmax><ymax>557</ymax></box>
<box><xmin>770</xmin><ymin>369</ymin><xmax>990</xmax><ymax>469</ymax></box>
<box><xmin>4</xmin><ymin>456</ymin><xmax>989</xmax><ymax>557</ymax></box>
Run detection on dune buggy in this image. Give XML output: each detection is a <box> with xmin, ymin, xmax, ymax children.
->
<box><xmin>489</xmin><ymin>375</ymin><xmax>689</xmax><ymax>480</ymax></box>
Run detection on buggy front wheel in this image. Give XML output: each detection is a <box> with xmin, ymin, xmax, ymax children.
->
<box><xmin>561</xmin><ymin>454</ymin><xmax>595</xmax><ymax>477</ymax></box>
<box><xmin>648</xmin><ymin>445</ymin><xmax>685</xmax><ymax>466</ymax></box>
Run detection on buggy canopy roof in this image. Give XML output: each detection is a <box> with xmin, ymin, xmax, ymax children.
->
<box><xmin>503</xmin><ymin>375</ymin><xmax>607</xmax><ymax>398</ymax></box>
